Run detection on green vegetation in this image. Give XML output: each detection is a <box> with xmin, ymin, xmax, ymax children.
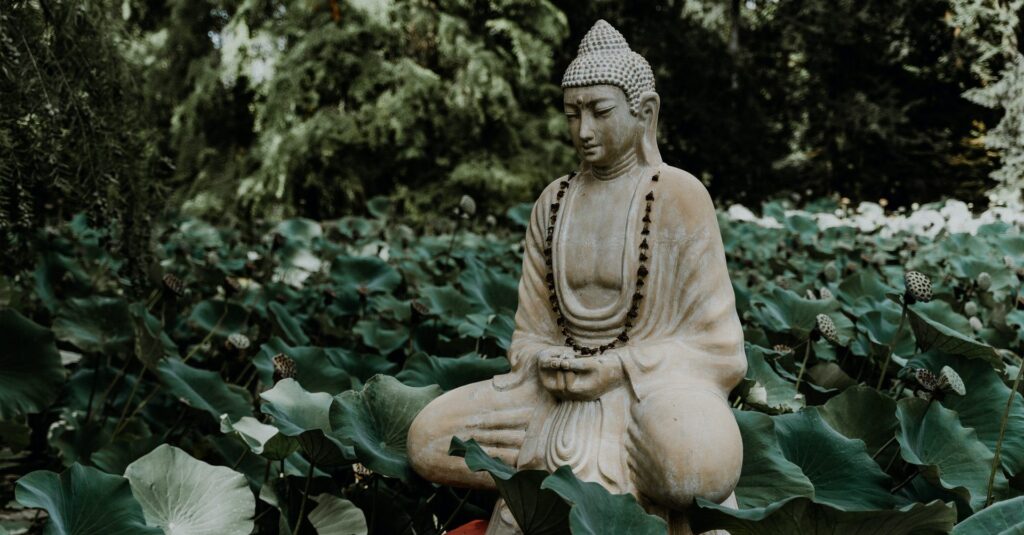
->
<box><xmin>0</xmin><ymin>199</ymin><xmax>1021</xmax><ymax>533</ymax></box>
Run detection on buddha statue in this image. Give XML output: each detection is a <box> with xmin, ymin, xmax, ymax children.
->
<box><xmin>408</xmin><ymin>20</ymin><xmax>746</xmax><ymax>535</ymax></box>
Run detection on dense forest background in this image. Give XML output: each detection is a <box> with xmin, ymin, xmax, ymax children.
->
<box><xmin>2</xmin><ymin>0</ymin><xmax>1023</xmax><ymax>275</ymax></box>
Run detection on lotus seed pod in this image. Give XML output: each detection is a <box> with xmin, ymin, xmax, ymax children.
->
<box><xmin>939</xmin><ymin>366</ymin><xmax>966</xmax><ymax>396</ymax></box>
<box><xmin>459</xmin><ymin>195</ymin><xmax>477</xmax><ymax>217</ymax></box>
<box><xmin>903</xmin><ymin>271</ymin><xmax>933</xmax><ymax>303</ymax></box>
<box><xmin>819</xmin><ymin>287</ymin><xmax>834</xmax><ymax>300</ymax></box>
<box><xmin>912</xmin><ymin>368</ymin><xmax>939</xmax><ymax>392</ymax></box>
<box><xmin>815</xmin><ymin>314</ymin><xmax>839</xmax><ymax>344</ymax></box>
<box><xmin>977</xmin><ymin>272</ymin><xmax>992</xmax><ymax>291</ymax></box>
<box><xmin>353</xmin><ymin>463</ymin><xmax>373</xmax><ymax>481</ymax></box>
<box><xmin>272</xmin><ymin>353</ymin><xmax>296</xmax><ymax>383</ymax></box>
<box><xmin>226</xmin><ymin>333</ymin><xmax>250</xmax><ymax>351</ymax></box>
<box><xmin>162</xmin><ymin>273</ymin><xmax>186</xmax><ymax>297</ymax></box>
<box><xmin>748</xmin><ymin>382</ymin><xmax>768</xmax><ymax>405</ymax></box>
<box><xmin>964</xmin><ymin>301</ymin><xmax>978</xmax><ymax>317</ymax></box>
<box><xmin>823</xmin><ymin>263</ymin><xmax>840</xmax><ymax>282</ymax></box>
<box><xmin>773</xmin><ymin>344</ymin><xmax>793</xmax><ymax>354</ymax></box>
<box><xmin>969</xmin><ymin>316</ymin><xmax>983</xmax><ymax>333</ymax></box>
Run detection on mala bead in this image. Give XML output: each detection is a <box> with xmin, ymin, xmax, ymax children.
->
<box><xmin>544</xmin><ymin>171</ymin><xmax>657</xmax><ymax>356</ymax></box>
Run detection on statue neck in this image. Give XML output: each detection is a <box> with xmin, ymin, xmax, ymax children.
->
<box><xmin>591</xmin><ymin>150</ymin><xmax>639</xmax><ymax>181</ymax></box>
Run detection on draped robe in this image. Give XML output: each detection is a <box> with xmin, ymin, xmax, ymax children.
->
<box><xmin>408</xmin><ymin>164</ymin><xmax>747</xmax><ymax>534</ymax></box>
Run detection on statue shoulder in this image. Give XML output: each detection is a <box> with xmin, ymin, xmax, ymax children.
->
<box><xmin>657</xmin><ymin>165</ymin><xmax>717</xmax><ymax>222</ymax></box>
<box><xmin>533</xmin><ymin>174</ymin><xmax>572</xmax><ymax>205</ymax></box>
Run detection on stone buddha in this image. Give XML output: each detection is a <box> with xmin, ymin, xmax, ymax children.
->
<box><xmin>408</xmin><ymin>20</ymin><xmax>746</xmax><ymax>535</ymax></box>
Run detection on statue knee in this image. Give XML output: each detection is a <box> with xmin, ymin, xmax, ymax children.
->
<box><xmin>628</xmin><ymin>389</ymin><xmax>742</xmax><ymax>508</ymax></box>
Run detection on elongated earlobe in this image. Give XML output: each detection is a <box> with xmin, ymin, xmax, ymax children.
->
<box><xmin>637</xmin><ymin>91</ymin><xmax>662</xmax><ymax>167</ymax></box>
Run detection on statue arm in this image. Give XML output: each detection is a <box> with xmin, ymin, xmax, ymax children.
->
<box><xmin>616</xmin><ymin>170</ymin><xmax>746</xmax><ymax>401</ymax></box>
<box><xmin>496</xmin><ymin>180</ymin><xmax>568</xmax><ymax>390</ymax></box>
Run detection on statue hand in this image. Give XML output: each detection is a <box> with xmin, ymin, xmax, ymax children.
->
<box><xmin>538</xmin><ymin>349</ymin><xmax>624</xmax><ymax>401</ymax></box>
<box><xmin>537</xmin><ymin>346</ymin><xmax>576</xmax><ymax>395</ymax></box>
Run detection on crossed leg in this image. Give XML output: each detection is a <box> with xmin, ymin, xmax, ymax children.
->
<box><xmin>407</xmin><ymin>374</ymin><xmax>541</xmax><ymax>489</ymax></box>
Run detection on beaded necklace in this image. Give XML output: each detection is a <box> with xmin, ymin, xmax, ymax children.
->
<box><xmin>542</xmin><ymin>169</ymin><xmax>659</xmax><ymax>356</ymax></box>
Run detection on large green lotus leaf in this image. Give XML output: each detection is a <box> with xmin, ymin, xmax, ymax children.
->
<box><xmin>541</xmin><ymin>465</ymin><xmax>668</xmax><ymax>535</ymax></box>
<box><xmin>187</xmin><ymin>300</ymin><xmax>248</xmax><ymax>339</ymax></box>
<box><xmin>274</xmin><ymin>218</ymin><xmax>323</xmax><ymax>243</ymax></box>
<box><xmin>125</xmin><ymin>444</ymin><xmax>255</xmax><ymax>535</ymax></box>
<box><xmin>856</xmin><ymin>307</ymin><xmax>916</xmax><ymax>358</ymax></box>
<box><xmin>268</xmin><ymin>301</ymin><xmax>311</xmax><ymax>346</ymax></box>
<box><xmin>836</xmin><ymin>271</ymin><xmax>898</xmax><ymax>316</ymax></box>
<box><xmin>330</xmin><ymin>255</ymin><xmax>402</xmax><ymax>297</ymax></box>
<box><xmin>308</xmin><ymin>494</ymin><xmax>368</xmax><ymax>535</ymax></box>
<box><xmin>260</xmin><ymin>379</ymin><xmax>351</xmax><ymax>466</ymax></box>
<box><xmin>52</xmin><ymin>296</ymin><xmax>133</xmax><ymax>355</ymax></box>
<box><xmin>773</xmin><ymin>410</ymin><xmax>894</xmax><ymax>510</ymax></box>
<box><xmin>814</xmin><ymin>386</ymin><xmax>898</xmax><ymax>467</ymax></box>
<box><xmin>896</xmin><ymin>397</ymin><xmax>1008</xmax><ymax>511</ymax></box>
<box><xmin>396</xmin><ymin>353</ymin><xmax>510</xmax><ymax>390</ymax></box>
<box><xmin>157</xmin><ymin>357</ymin><xmax>252</xmax><ymax>421</ymax></box>
<box><xmin>353</xmin><ymin>320</ymin><xmax>409</xmax><ymax>354</ymax></box>
<box><xmin>748</xmin><ymin>286</ymin><xmax>840</xmax><ymax>338</ymax></box>
<box><xmin>906</xmin><ymin>303</ymin><xmax>1001</xmax><ymax>368</ymax></box>
<box><xmin>449</xmin><ymin>437</ymin><xmax>570</xmax><ymax>535</ymax></box>
<box><xmin>254</xmin><ymin>338</ymin><xmax>353</xmax><ymax>394</ymax></box>
<box><xmin>129</xmin><ymin>303</ymin><xmax>179</xmax><ymax>370</ymax></box>
<box><xmin>950</xmin><ymin>495</ymin><xmax>1024</xmax><ymax>534</ymax></box>
<box><xmin>947</xmin><ymin>257</ymin><xmax>1020</xmax><ymax>302</ymax></box>
<box><xmin>15</xmin><ymin>463</ymin><xmax>160</xmax><ymax>535</ymax></box>
<box><xmin>732</xmin><ymin>410</ymin><xmax>814</xmax><ymax>508</ymax></box>
<box><xmin>0</xmin><ymin>309</ymin><xmax>65</xmax><ymax>419</ymax></box>
<box><xmin>690</xmin><ymin>497</ymin><xmax>955</xmax><ymax>535</ymax></box>
<box><xmin>329</xmin><ymin>375</ymin><xmax>441</xmax><ymax>480</ymax></box>
<box><xmin>909</xmin><ymin>353</ymin><xmax>1024</xmax><ymax>477</ymax></box>
<box><xmin>368</xmin><ymin>294</ymin><xmax>411</xmax><ymax>323</ymax></box>
<box><xmin>220</xmin><ymin>415</ymin><xmax>299</xmax><ymax>460</ymax></box>
<box><xmin>418</xmin><ymin>284</ymin><xmax>475</xmax><ymax>319</ymax></box>
<box><xmin>457</xmin><ymin>257</ymin><xmax>519</xmax><ymax>315</ymax></box>
<box><xmin>742</xmin><ymin>345</ymin><xmax>803</xmax><ymax>413</ymax></box>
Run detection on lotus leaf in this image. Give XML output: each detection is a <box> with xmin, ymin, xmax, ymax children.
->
<box><xmin>52</xmin><ymin>296</ymin><xmax>133</xmax><ymax>355</ymax></box>
<box><xmin>15</xmin><ymin>463</ymin><xmax>160</xmax><ymax>535</ymax></box>
<box><xmin>125</xmin><ymin>444</ymin><xmax>255</xmax><ymax>535</ymax></box>
<box><xmin>0</xmin><ymin>309</ymin><xmax>65</xmax><ymax>419</ymax></box>
<box><xmin>329</xmin><ymin>375</ymin><xmax>441</xmax><ymax>480</ymax></box>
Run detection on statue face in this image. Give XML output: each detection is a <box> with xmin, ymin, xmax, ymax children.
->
<box><xmin>563</xmin><ymin>85</ymin><xmax>640</xmax><ymax>167</ymax></box>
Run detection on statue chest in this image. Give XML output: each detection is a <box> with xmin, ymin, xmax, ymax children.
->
<box><xmin>559</xmin><ymin>180</ymin><xmax>636</xmax><ymax>308</ymax></box>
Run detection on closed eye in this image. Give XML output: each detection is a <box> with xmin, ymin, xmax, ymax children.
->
<box><xmin>595</xmin><ymin>106</ymin><xmax>615</xmax><ymax>117</ymax></box>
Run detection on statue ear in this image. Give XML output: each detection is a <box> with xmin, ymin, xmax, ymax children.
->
<box><xmin>637</xmin><ymin>91</ymin><xmax>662</xmax><ymax>167</ymax></box>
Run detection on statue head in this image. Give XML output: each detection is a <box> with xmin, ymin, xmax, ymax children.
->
<box><xmin>561</xmin><ymin>20</ymin><xmax>662</xmax><ymax>169</ymax></box>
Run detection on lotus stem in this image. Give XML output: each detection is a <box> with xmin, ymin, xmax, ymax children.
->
<box><xmin>985</xmin><ymin>360</ymin><xmax>1024</xmax><ymax>507</ymax></box>
<box><xmin>876</xmin><ymin>300</ymin><xmax>908</xmax><ymax>390</ymax></box>
<box><xmin>439</xmin><ymin>489</ymin><xmax>473</xmax><ymax>533</ymax></box>
<box><xmin>872</xmin><ymin>435</ymin><xmax>897</xmax><ymax>460</ymax></box>
<box><xmin>292</xmin><ymin>459</ymin><xmax>317</xmax><ymax>535</ymax></box>
<box><xmin>795</xmin><ymin>338</ymin><xmax>812</xmax><ymax>390</ymax></box>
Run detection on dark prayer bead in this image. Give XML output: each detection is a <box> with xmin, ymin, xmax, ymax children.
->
<box><xmin>646</xmin><ymin>191</ymin><xmax>655</xmax><ymax>201</ymax></box>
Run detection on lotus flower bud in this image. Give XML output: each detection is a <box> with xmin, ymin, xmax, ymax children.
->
<box><xmin>459</xmin><ymin>195</ymin><xmax>477</xmax><ymax>217</ymax></box>
<box><xmin>969</xmin><ymin>316</ymin><xmax>983</xmax><ymax>333</ymax></box>
<box><xmin>903</xmin><ymin>271</ymin><xmax>932</xmax><ymax>304</ymax></box>
<box><xmin>815</xmin><ymin>314</ymin><xmax>839</xmax><ymax>344</ymax></box>
<box><xmin>977</xmin><ymin>272</ymin><xmax>992</xmax><ymax>291</ymax></box>
<box><xmin>748</xmin><ymin>382</ymin><xmax>768</xmax><ymax>405</ymax></box>
<box><xmin>964</xmin><ymin>301</ymin><xmax>978</xmax><ymax>317</ymax></box>
<box><xmin>939</xmin><ymin>366</ymin><xmax>966</xmax><ymax>396</ymax></box>
<box><xmin>823</xmin><ymin>263</ymin><xmax>839</xmax><ymax>282</ymax></box>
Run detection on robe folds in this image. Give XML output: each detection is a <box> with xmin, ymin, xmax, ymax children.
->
<box><xmin>407</xmin><ymin>163</ymin><xmax>746</xmax><ymax>535</ymax></box>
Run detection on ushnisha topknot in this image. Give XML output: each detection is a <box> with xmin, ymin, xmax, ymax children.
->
<box><xmin>561</xmin><ymin>20</ymin><xmax>656</xmax><ymax>115</ymax></box>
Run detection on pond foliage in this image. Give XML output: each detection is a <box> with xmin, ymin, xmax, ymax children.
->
<box><xmin>1</xmin><ymin>198</ymin><xmax>1022</xmax><ymax>534</ymax></box>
